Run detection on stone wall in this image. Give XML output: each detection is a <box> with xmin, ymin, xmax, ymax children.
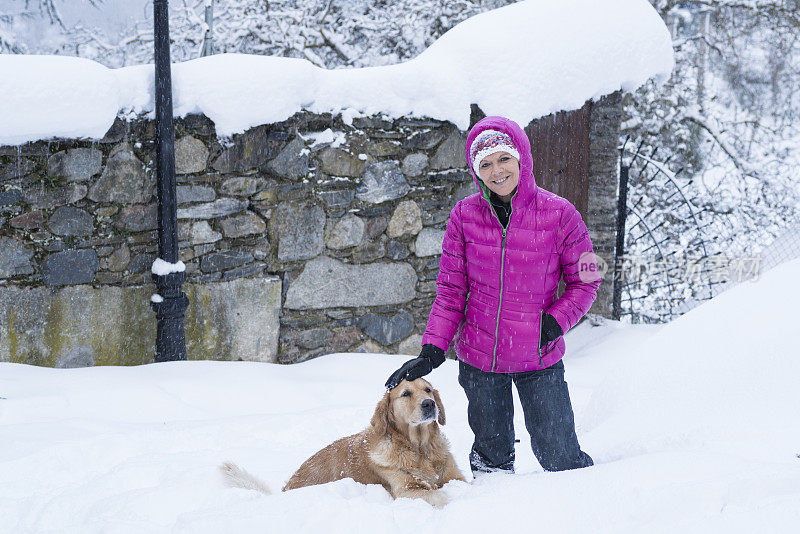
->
<box><xmin>0</xmin><ymin>107</ymin><xmax>618</xmax><ymax>366</ymax></box>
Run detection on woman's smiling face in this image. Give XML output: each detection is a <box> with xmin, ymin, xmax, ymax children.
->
<box><xmin>477</xmin><ymin>151</ymin><xmax>520</xmax><ymax>201</ymax></box>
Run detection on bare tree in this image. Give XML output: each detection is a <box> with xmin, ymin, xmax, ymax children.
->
<box><xmin>624</xmin><ymin>0</ymin><xmax>800</xmax><ymax>274</ymax></box>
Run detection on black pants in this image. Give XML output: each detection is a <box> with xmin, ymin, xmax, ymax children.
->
<box><xmin>458</xmin><ymin>359</ymin><xmax>593</xmax><ymax>475</ymax></box>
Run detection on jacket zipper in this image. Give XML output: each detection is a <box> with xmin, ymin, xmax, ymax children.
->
<box><xmin>478</xmin><ymin>184</ymin><xmax>517</xmax><ymax>372</ymax></box>
<box><xmin>537</xmin><ymin>310</ymin><xmax>544</xmax><ymax>366</ymax></box>
<box><xmin>490</xmin><ymin>227</ymin><xmax>507</xmax><ymax>372</ymax></box>
<box><xmin>486</xmin><ymin>190</ymin><xmax>513</xmax><ymax>373</ymax></box>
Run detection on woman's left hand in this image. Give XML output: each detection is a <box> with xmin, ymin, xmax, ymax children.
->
<box><xmin>539</xmin><ymin>313</ymin><xmax>563</xmax><ymax>348</ymax></box>
<box><xmin>385</xmin><ymin>344</ymin><xmax>446</xmax><ymax>390</ymax></box>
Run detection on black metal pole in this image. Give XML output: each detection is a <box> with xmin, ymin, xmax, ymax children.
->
<box><xmin>151</xmin><ymin>0</ymin><xmax>188</xmax><ymax>362</ymax></box>
<box><xmin>612</xmin><ymin>163</ymin><xmax>630</xmax><ymax>321</ymax></box>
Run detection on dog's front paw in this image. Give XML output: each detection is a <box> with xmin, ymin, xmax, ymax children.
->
<box><xmin>423</xmin><ymin>490</ymin><xmax>449</xmax><ymax>509</ymax></box>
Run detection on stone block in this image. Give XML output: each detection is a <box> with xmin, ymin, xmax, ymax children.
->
<box><xmin>177</xmin><ymin>185</ymin><xmax>216</xmax><ymax>204</ymax></box>
<box><xmin>271</xmin><ymin>201</ymin><xmax>325</xmax><ymax>262</ymax></box>
<box><xmin>363</xmin><ymin>139</ymin><xmax>403</xmax><ymax>157</ymax></box>
<box><xmin>267</xmin><ymin>136</ymin><xmax>309</xmax><ymax>179</ymax></box>
<box><xmin>359</xmin><ymin>310</ymin><xmax>415</xmax><ymax>346</ymax></box>
<box><xmin>295</xmin><ymin>327</ymin><xmax>331</xmax><ymax>350</ymax></box>
<box><xmin>220</xmin><ymin>212</ymin><xmax>266</xmax><ymax>238</ymax></box>
<box><xmin>115</xmin><ymin>204</ymin><xmax>158</xmax><ymax>232</ymax></box>
<box><xmin>363</xmin><ymin>216</ymin><xmax>389</xmax><ymax>239</ymax></box>
<box><xmin>352</xmin><ymin>116</ymin><xmax>393</xmax><ymax>129</ymax></box>
<box><xmin>0</xmin><ymin>158</ymin><xmax>36</xmax><ymax>182</ymax></box>
<box><xmin>318</xmin><ymin>147</ymin><xmax>365</xmax><ymax>177</ymax></box>
<box><xmin>0</xmin><ymin>237</ymin><xmax>34</xmax><ymax>278</ymax></box>
<box><xmin>386</xmin><ymin>240</ymin><xmax>410</xmax><ymax>260</ymax></box>
<box><xmin>285</xmin><ymin>256</ymin><xmax>416</xmax><ymax>309</ymax></box>
<box><xmin>220</xmin><ymin>176</ymin><xmax>263</xmax><ymax>197</ymax></box>
<box><xmin>329</xmin><ymin>326</ymin><xmax>362</xmax><ymax>352</ymax></box>
<box><xmin>42</xmin><ymin>249</ymin><xmax>99</xmax><ymax>287</ymax></box>
<box><xmin>0</xmin><ymin>189</ymin><xmax>23</xmax><ymax>207</ymax></box>
<box><xmin>211</xmin><ymin>125</ymin><xmax>284</xmax><ymax>173</ymax></box>
<box><xmin>103</xmin><ymin>244</ymin><xmax>131</xmax><ymax>272</ymax></box>
<box><xmin>221</xmin><ymin>263</ymin><xmax>264</xmax><ymax>281</ymax></box>
<box><xmin>177</xmin><ymin>198</ymin><xmax>248</xmax><ymax>219</ymax></box>
<box><xmin>398</xmin><ymin>333</ymin><xmax>423</xmax><ymax>356</ymax></box>
<box><xmin>185</xmin><ymin>276</ymin><xmax>281</xmax><ymax>362</ymax></box>
<box><xmin>415</xmin><ymin>228</ymin><xmax>446</xmax><ymax>257</ymax></box>
<box><xmin>23</xmin><ymin>182</ymin><xmax>87</xmax><ymax>210</ymax></box>
<box><xmin>200</xmin><ymin>250</ymin><xmax>254</xmax><ymax>273</ymax></box>
<box><xmin>126</xmin><ymin>253</ymin><xmax>155</xmax><ymax>274</ymax></box>
<box><xmin>429</xmin><ymin>129</ymin><xmax>468</xmax><ymax>170</ymax></box>
<box><xmin>354</xmin><ymin>340</ymin><xmax>384</xmax><ymax>354</ymax></box>
<box><xmin>88</xmin><ymin>149</ymin><xmax>152</xmax><ymax>204</ymax></box>
<box><xmin>356</xmin><ymin>161</ymin><xmax>410</xmax><ymax>204</ymax></box>
<box><xmin>174</xmin><ymin>135</ymin><xmax>209</xmax><ymax>174</ymax></box>
<box><xmin>402</xmin><ymin>128</ymin><xmax>447</xmax><ymax>150</ymax></box>
<box><xmin>46</xmin><ymin>206</ymin><xmax>94</xmax><ymax>237</ymax></box>
<box><xmin>352</xmin><ymin>240</ymin><xmax>385</xmax><ymax>263</ymax></box>
<box><xmin>10</xmin><ymin>210</ymin><xmax>45</xmax><ymax>230</ymax></box>
<box><xmin>402</xmin><ymin>152</ymin><xmax>428</xmax><ymax>177</ymax></box>
<box><xmin>318</xmin><ymin>189</ymin><xmax>355</xmax><ymax>211</ymax></box>
<box><xmin>48</xmin><ymin>148</ymin><xmax>102</xmax><ymax>182</ymax></box>
<box><xmin>326</xmin><ymin>213</ymin><xmax>364</xmax><ymax>250</ymax></box>
<box><xmin>386</xmin><ymin>200</ymin><xmax>422</xmax><ymax>238</ymax></box>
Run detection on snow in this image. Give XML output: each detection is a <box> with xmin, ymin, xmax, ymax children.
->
<box><xmin>0</xmin><ymin>0</ymin><xmax>673</xmax><ymax>145</ymax></box>
<box><xmin>0</xmin><ymin>55</ymin><xmax>119</xmax><ymax>146</ymax></box>
<box><xmin>151</xmin><ymin>258</ymin><xmax>186</xmax><ymax>276</ymax></box>
<box><xmin>2</xmin><ymin>258</ymin><xmax>799</xmax><ymax>532</ymax></box>
<box><xmin>302</xmin><ymin>128</ymin><xmax>347</xmax><ymax>149</ymax></box>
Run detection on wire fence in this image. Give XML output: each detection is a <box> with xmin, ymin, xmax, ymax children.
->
<box><xmin>759</xmin><ymin>221</ymin><xmax>800</xmax><ymax>275</ymax></box>
<box><xmin>613</xmin><ymin>140</ymin><xmax>731</xmax><ymax>323</ymax></box>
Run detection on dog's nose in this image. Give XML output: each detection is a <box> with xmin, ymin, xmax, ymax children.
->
<box><xmin>421</xmin><ymin>399</ymin><xmax>435</xmax><ymax>413</ymax></box>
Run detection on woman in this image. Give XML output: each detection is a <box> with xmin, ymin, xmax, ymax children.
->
<box><xmin>385</xmin><ymin>116</ymin><xmax>600</xmax><ymax>475</ymax></box>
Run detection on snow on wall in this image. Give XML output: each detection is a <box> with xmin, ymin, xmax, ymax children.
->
<box><xmin>0</xmin><ymin>0</ymin><xmax>674</xmax><ymax>146</ymax></box>
<box><xmin>0</xmin><ymin>55</ymin><xmax>120</xmax><ymax>146</ymax></box>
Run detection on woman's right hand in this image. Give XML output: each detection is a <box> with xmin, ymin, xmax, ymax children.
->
<box><xmin>385</xmin><ymin>344</ymin><xmax>446</xmax><ymax>390</ymax></box>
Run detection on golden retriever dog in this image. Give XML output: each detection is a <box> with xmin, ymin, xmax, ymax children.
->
<box><xmin>220</xmin><ymin>377</ymin><xmax>465</xmax><ymax>507</ymax></box>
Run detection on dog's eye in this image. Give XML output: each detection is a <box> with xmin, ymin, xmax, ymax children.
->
<box><xmin>425</xmin><ymin>387</ymin><xmax>431</xmax><ymax>393</ymax></box>
<box><xmin>401</xmin><ymin>390</ymin><xmax>411</xmax><ymax>397</ymax></box>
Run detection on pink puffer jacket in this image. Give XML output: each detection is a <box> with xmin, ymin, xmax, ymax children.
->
<box><xmin>422</xmin><ymin>116</ymin><xmax>602</xmax><ymax>373</ymax></box>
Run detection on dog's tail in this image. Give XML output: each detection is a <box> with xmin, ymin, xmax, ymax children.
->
<box><xmin>219</xmin><ymin>462</ymin><xmax>272</xmax><ymax>494</ymax></box>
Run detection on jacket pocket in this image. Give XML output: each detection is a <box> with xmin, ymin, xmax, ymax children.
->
<box><xmin>540</xmin><ymin>310</ymin><xmax>562</xmax><ymax>356</ymax></box>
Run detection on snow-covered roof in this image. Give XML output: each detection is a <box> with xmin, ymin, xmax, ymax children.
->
<box><xmin>0</xmin><ymin>0</ymin><xmax>674</xmax><ymax>146</ymax></box>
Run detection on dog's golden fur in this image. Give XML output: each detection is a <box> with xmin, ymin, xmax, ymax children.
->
<box><xmin>220</xmin><ymin>378</ymin><xmax>465</xmax><ymax>507</ymax></box>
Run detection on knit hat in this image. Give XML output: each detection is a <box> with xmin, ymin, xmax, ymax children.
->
<box><xmin>469</xmin><ymin>129</ymin><xmax>520</xmax><ymax>175</ymax></box>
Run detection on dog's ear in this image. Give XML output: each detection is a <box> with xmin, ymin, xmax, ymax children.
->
<box><xmin>371</xmin><ymin>392</ymin><xmax>391</xmax><ymax>435</ymax></box>
<box><xmin>432</xmin><ymin>388</ymin><xmax>446</xmax><ymax>426</ymax></box>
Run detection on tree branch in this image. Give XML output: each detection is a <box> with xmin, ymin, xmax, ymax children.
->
<box><xmin>681</xmin><ymin>112</ymin><xmax>758</xmax><ymax>178</ymax></box>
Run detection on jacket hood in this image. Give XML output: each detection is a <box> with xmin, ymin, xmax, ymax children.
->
<box><xmin>465</xmin><ymin>116</ymin><xmax>538</xmax><ymax>210</ymax></box>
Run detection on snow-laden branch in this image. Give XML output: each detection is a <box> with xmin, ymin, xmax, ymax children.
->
<box><xmin>681</xmin><ymin>110</ymin><xmax>758</xmax><ymax>177</ymax></box>
<box><xmin>319</xmin><ymin>28</ymin><xmax>355</xmax><ymax>64</ymax></box>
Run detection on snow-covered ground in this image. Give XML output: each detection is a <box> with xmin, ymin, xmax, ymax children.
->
<box><xmin>2</xmin><ymin>258</ymin><xmax>799</xmax><ymax>533</ymax></box>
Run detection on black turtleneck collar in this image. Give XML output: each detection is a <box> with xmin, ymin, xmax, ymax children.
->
<box><xmin>489</xmin><ymin>190</ymin><xmax>513</xmax><ymax>228</ymax></box>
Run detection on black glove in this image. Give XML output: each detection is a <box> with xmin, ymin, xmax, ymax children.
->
<box><xmin>539</xmin><ymin>313</ymin><xmax>563</xmax><ymax>348</ymax></box>
<box><xmin>385</xmin><ymin>344</ymin><xmax>446</xmax><ymax>390</ymax></box>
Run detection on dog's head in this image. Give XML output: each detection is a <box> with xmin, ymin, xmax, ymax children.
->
<box><xmin>371</xmin><ymin>378</ymin><xmax>446</xmax><ymax>435</ymax></box>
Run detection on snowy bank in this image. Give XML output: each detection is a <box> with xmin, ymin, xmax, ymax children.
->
<box><xmin>0</xmin><ymin>0</ymin><xmax>673</xmax><ymax>145</ymax></box>
<box><xmin>1</xmin><ymin>261</ymin><xmax>799</xmax><ymax>532</ymax></box>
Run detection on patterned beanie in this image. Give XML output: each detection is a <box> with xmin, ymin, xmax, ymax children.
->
<box><xmin>469</xmin><ymin>129</ymin><xmax>520</xmax><ymax>175</ymax></box>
